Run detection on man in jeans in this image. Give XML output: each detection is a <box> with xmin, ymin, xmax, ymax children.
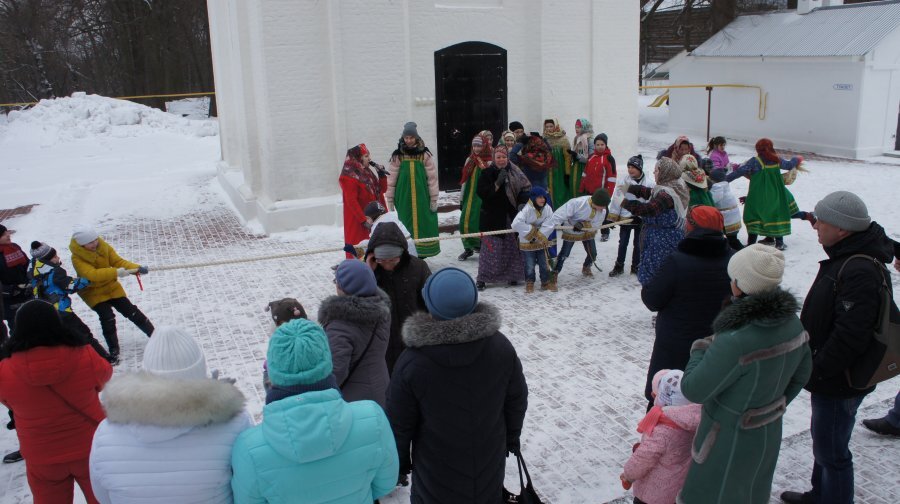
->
<box><xmin>782</xmin><ymin>191</ymin><xmax>898</xmax><ymax>504</ymax></box>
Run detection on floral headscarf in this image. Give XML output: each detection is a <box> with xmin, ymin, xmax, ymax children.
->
<box><xmin>341</xmin><ymin>144</ymin><xmax>379</xmax><ymax>197</ymax></box>
<box><xmin>543</xmin><ymin>118</ymin><xmax>568</xmax><ymax>149</ymax></box>
<box><xmin>652</xmin><ymin>157</ymin><xmax>690</xmax><ymax>226</ymax></box>
<box><xmin>679</xmin><ymin>154</ymin><xmax>707</xmax><ymax>189</ymax></box>
<box><xmin>459</xmin><ymin>132</ymin><xmax>493</xmax><ymax>184</ymax></box>
<box><xmin>493</xmin><ymin>145</ymin><xmax>532</xmax><ymax>209</ymax></box>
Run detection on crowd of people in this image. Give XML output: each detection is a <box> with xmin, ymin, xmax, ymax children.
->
<box><xmin>0</xmin><ymin>120</ymin><xmax>899</xmax><ymax>503</ymax></box>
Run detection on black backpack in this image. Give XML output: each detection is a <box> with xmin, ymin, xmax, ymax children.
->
<box><xmin>836</xmin><ymin>254</ymin><xmax>900</xmax><ymax>389</ymax></box>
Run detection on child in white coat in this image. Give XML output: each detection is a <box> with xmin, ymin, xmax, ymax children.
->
<box><xmin>542</xmin><ymin>189</ymin><xmax>611</xmax><ymax>287</ymax></box>
<box><xmin>511</xmin><ymin>187</ymin><xmax>555</xmax><ymax>293</ymax></box>
<box><xmin>708</xmin><ymin>169</ymin><xmax>743</xmax><ymax>251</ymax></box>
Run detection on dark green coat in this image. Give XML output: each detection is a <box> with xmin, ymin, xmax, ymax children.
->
<box><xmin>678</xmin><ymin>289</ymin><xmax>812</xmax><ymax>504</ymax></box>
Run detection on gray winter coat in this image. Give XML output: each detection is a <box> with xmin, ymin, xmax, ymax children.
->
<box><xmin>318</xmin><ymin>289</ymin><xmax>391</xmax><ymax>408</ymax></box>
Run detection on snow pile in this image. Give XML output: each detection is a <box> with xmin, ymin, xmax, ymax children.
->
<box><xmin>5</xmin><ymin>92</ymin><xmax>218</xmax><ymax>142</ymax></box>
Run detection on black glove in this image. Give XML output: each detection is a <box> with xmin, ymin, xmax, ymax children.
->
<box><xmin>342</xmin><ymin>244</ymin><xmax>356</xmax><ymax>255</ymax></box>
<box><xmin>397</xmin><ymin>473</ymin><xmax>410</xmax><ymax>487</ymax></box>
<box><xmin>567</xmin><ymin>149</ymin><xmax>578</xmax><ymax>158</ymax></box>
<box><xmin>371</xmin><ymin>161</ymin><xmax>389</xmax><ymax>178</ymax></box>
<box><xmin>573</xmin><ymin>221</ymin><xmax>585</xmax><ymax>232</ymax></box>
<box><xmin>739</xmin><ymin>196</ymin><xmax>747</xmax><ymax>204</ymax></box>
<box><xmin>495</xmin><ymin>169</ymin><xmax>509</xmax><ymax>187</ymax></box>
<box><xmin>507</xmin><ymin>439</ymin><xmax>520</xmax><ymax>455</ymax></box>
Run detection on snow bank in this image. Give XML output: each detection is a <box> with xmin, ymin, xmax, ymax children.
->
<box><xmin>5</xmin><ymin>92</ymin><xmax>218</xmax><ymax>142</ymax></box>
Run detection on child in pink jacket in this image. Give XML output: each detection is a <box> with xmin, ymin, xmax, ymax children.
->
<box><xmin>621</xmin><ymin>369</ymin><xmax>701</xmax><ymax>504</ymax></box>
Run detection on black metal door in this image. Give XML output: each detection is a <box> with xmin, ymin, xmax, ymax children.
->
<box><xmin>434</xmin><ymin>42</ymin><xmax>507</xmax><ymax>191</ymax></box>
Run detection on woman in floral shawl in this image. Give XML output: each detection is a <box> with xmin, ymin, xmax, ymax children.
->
<box><xmin>339</xmin><ymin>143</ymin><xmax>387</xmax><ymax>258</ymax></box>
<box><xmin>571</xmin><ymin>118</ymin><xmax>594</xmax><ymax>199</ymax></box>
<box><xmin>457</xmin><ymin>131</ymin><xmax>493</xmax><ymax>261</ymax></box>
<box><xmin>543</xmin><ymin>118</ymin><xmax>572</xmax><ymax>207</ymax></box>
<box><xmin>621</xmin><ymin>157</ymin><xmax>691</xmax><ymax>285</ymax></box>
<box><xmin>517</xmin><ymin>133</ymin><xmax>555</xmax><ymax>189</ymax></box>
<box><xmin>475</xmin><ymin>145</ymin><xmax>532</xmax><ymax>290</ymax></box>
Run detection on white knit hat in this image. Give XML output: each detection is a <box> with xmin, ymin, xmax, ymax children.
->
<box><xmin>141</xmin><ymin>326</ymin><xmax>207</xmax><ymax>380</ymax></box>
<box><xmin>72</xmin><ymin>227</ymin><xmax>100</xmax><ymax>246</ymax></box>
<box><xmin>652</xmin><ymin>369</ymin><xmax>691</xmax><ymax>407</ymax></box>
<box><xmin>727</xmin><ymin>244</ymin><xmax>785</xmax><ymax>295</ymax></box>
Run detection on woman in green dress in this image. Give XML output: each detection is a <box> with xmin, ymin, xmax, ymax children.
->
<box><xmin>457</xmin><ymin>131</ymin><xmax>493</xmax><ymax>261</ymax></box>
<box><xmin>543</xmin><ymin>118</ymin><xmax>572</xmax><ymax>208</ymax></box>
<box><xmin>725</xmin><ymin>138</ymin><xmax>804</xmax><ymax>250</ymax></box>
<box><xmin>386</xmin><ymin>122</ymin><xmax>440</xmax><ymax>258</ymax></box>
<box><xmin>571</xmin><ymin>118</ymin><xmax>594</xmax><ymax>200</ymax></box>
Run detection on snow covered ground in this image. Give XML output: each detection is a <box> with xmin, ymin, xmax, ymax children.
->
<box><xmin>1</xmin><ymin>94</ymin><xmax>899</xmax><ymax>503</ymax></box>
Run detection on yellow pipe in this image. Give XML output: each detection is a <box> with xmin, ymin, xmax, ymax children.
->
<box><xmin>639</xmin><ymin>84</ymin><xmax>768</xmax><ymax>120</ymax></box>
<box><xmin>0</xmin><ymin>91</ymin><xmax>215</xmax><ymax>108</ymax></box>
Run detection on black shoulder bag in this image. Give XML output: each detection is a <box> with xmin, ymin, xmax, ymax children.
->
<box><xmin>503</xmin><ymin>449</ymin><xmax>544</xmax><ymax>504</ymax></box>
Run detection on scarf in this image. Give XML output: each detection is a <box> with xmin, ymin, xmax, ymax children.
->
<box><xmin>340</xmin><ymin>146</ymin><xmax>379</xmax><ymax>197</ymax></box>
<box><xmin>392</xmin><ymin>136</ymin><xmax>428</xmax><ymax>158</ymax></box>
<box><xmin>637</xmin><ymin>405</ymin><xmax>685</xmax><ymax>437</ymax></box>
<box><xmin>652</xmin><ymin>157</ymin><xmax>690</xmax><ymax>227</ymax></box>
<box><xmin>460</xmin><ymin>132</ymin><xmax>493</xmax><ymax>184</ymax></box>
<box><xmin>265</xmin><ymin>374</ymin><xmax>339</xmax><ymax>405</ymax></box>
<box><xmin>573</xmin><ymin>118</ymin><xmax>594</xmax><ymax>156</ymax></box>
<box><xmin>543</xmin><ymin>118</ymin><xmax>569</xmax><ymax>150</ymax></box>
<box><xmin>669</xmin><ymin>135</ymin><xmax>693</xmax><ymax>163</ymax></box>
<box><xmin>494</xmin><ymin>145</ymin><xmax>532</xmax><ymax>209</ymax></box>
<box><xmin>755</xmin><ymin>138</ymin><xmax>780</xmax><ymax>164</ymax></box>
<box><xmin>518</xmin><ymin>135</ymin><xmax>555</xmax><ymax>172</ymax></box>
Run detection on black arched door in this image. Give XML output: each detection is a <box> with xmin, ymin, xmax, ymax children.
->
<box><xmin>434</xmin><ymin>41</ymin><xmax>507</xmax><ymax>191</ymax></box>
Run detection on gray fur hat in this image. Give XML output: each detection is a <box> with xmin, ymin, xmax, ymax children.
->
<box><xmin>814</xmin><ymin>191</ymin><xmax>870</xmax><ymax>232</ymax></box>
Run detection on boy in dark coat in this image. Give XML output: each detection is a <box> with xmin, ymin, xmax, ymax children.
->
<box><xmin>388</xmin><ymin>267</ymin><xmax>528</xmax><ymax>504</ymax></box>
<box><xmin>640</xmin><ymin>206</ymin><xmax>733</xmax><ymax>410</ymax></box>
<box><xmin>364</xmin><ymin>222</ymin><xmax>431</xmax><ymax>375</ymax></box>
<box><xmin>29</xmin><ymin>241</ymin><xmax>113</xmax><ymax>364</ymax></box>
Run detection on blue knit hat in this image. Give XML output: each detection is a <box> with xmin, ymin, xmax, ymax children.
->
<box><xmin>422</xmin><ymin>267</ymin><xmax>478</xmax><ymax>321</ymax></box>
<box><xmin>266</xmin><ymin>319</ymin><xmax>333</xmax><ymax>386</ymax></box>
<box><xmin>335</xmin><ymin>259</ymin><xmax>378</xmax><ymax>296</ymax></box>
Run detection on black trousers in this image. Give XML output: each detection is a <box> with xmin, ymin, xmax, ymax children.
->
<box><xmin>59</xmin><ymin>311</ymin><xmax>110</xmax><ymax>360</ymax></box>
<box><xmin>91</xmin><ymin>297</ymin><xmax>154</xmax><ymax>353</ymax></box>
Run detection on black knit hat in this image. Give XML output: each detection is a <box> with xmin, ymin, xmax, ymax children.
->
<box><xmin>364</xmin><ymin>201</ymin><xmax>387</xmax><ymax>220</ymax></box>
<box><xmin>627</xmin><ymin>154</ymin><xmax>644</xmax><ymax>172</ymax></box>
<box><xmin>30</xmin><ymin>241</ymin><xmax>57</xmax><ymax>263</ymax></box>
<box><xmin>509</xmin><ymin>121</ymin><xmax>524</xmax><ymax>131</ymax></box>
<box><xmin>591</xmin><ymin>189</ymin><xmax>611</xmax><ymax>207</ymax></box>
<box><xmin>594</xmin><ymin>133</ymin><xmax>609</xmax><ymax>145</ymax></box>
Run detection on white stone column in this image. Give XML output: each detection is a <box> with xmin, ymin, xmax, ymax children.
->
<box><xmin>592</xmin><ymin>0</ymin><xmax>639</xmax><ymax>158</ymax></box>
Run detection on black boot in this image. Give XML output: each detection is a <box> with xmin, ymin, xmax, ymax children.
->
<box><xmin>780</xmin><ymin>491</ymin><xmax>813</xmax><ymax>504</ymax></box>
<box><xmin>862</xmin><ymin>417</ymin><xmax>900</xmax><ymax>436</ymax></box>
<box><xmin>608</xmin><ymin>262</ymin><xmax>625</xmax><ymax>277</ymax></box>
<box><xmin>457</xmin><ymin>249</ymin><xmax>474</xmax><ymax>261</ymax></box>
<box><xmin>3</xmin><ymin>450</ymin><xmax>23</xmax><ymax>463</ymax></box>
<box><xmin>630</xmin><ymin>264</ymin><xmax>639</xmax><ymax>275</ymax></box>
<box><xmin>476</xmin><ymin>281</ymin><xmax>486</xmax><ymax>291</ymax></box>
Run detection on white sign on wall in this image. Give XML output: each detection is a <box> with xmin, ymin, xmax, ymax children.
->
<box><xmin>833</xmin><ymin>84</ymin><xmax>853</xmax><ymax>91</ymax></box>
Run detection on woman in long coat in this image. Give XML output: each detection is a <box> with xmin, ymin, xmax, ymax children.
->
<box><xmin>339</xmin><ymin>144</ymin><xmax>387</xmax><ymax>258</ymax></box>
<box><xmin>457</xmin><ymin>131</ymin><xmax>493</xmax><ymax>261</ymax></box>
<box><xmin>475</xmin><ymin>145</ymin><xmax>531</xmax><ymax>290</ymax></box>
<box><xmin>621</xmin><ymin>157</ymin><xmax>690</xmax><ymax>286</ymax></box>
<box><xmin>679</xmin><ymin>244</ymin><xmax>812</xmax><ymax>503</ymax></box>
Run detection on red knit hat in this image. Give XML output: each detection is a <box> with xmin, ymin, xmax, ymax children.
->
<box><xmin>686</xmin><ymin>205</ymin><xmax>724</xmax><ymax>233</ymax></box>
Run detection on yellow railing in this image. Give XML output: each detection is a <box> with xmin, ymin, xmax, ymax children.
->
<box><xmin>639</xmin><ymin>84</ymin><xmax>768</xmax><ymax>120</ymax></box>
<box><xmin>0</xmin><ymin>91</ymin><xmax>215</xmax><ymax>108</ymax></box>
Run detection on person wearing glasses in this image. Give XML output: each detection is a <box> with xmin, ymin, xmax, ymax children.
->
<box><xmin>364</xmin><ymin>222</ymin><xmax>431</xmax><ymax>375</ymax></box>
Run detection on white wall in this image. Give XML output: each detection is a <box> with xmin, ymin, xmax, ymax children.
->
<box><xmin>207</xmin><ymin>0</ymin><xmax>638</xmax><ymax>232</ymax></box>
<box><xmin>669</xmin><ymin>55</ymin><xmax>869</xmax><ymax>158</ymax></box>
<box><xmin>863</xmin><ymin>27</ymin><xmax>900</xmax><ymax>154</ymax></box>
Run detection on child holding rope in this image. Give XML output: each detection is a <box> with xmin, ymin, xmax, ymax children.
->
<box><xmin>511</xmin><ymin>187</ymin><xmax>555</xmax><ymax>293</ymax></box>
<box><xmin>542</xmin><ymin>189</ymin><xmax>611</xmax><ymax>289</ymax></box>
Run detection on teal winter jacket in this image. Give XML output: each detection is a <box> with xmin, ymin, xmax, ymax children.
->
<box><xmin>230</xmin><ymin>389</ymin><xmax>398</xmax><ymax>504</ymax></box>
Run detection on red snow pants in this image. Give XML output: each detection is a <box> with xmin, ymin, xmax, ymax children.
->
<box><xmin>26</xmin><ymin>458</ymin><xmax>98</xmax><ymax>504</ymax></box>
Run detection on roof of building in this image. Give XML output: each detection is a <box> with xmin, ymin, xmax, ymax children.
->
<box><xmin>691</xmin><ymin>0</ymin><xmax>900</xmax><ymax>57</ymax></box>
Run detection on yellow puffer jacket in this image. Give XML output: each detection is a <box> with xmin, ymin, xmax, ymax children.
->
<box><xmin>69</xmin><ymin>238</ymin><xmax>140</xmax><ymax>308</ymax></box>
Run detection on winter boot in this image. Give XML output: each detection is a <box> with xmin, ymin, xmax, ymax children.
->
<box><xmin>2</xmin><ymin>450</ymin><xmax>22</xmax><ymax>464</ymax></box>
<box><xmin>457</xmin><ymin>249</ymin><xmax>474</xmax><ymax>261</ymax></box>
<box><xmin>779</xmin><ymin>491</ymin><xmax>814</xmax><ymax>504</ymax></box>
<box><xmin>476</xmin><ymin>281</ymin><xmax>486</xmax><ymax>291</ymax></box>
<box><xmin>545</xmin><ymin>272</ymin><xmax>559</xmax><ymax>292</ymax></box>
<box><xmin>759</xmin><ymin>237</ymin><xmax>775</xmax><ymax>246</ymax></box>
<box><xmin>862</xmin><ymin>417</ymin><xmax>900</xmax><ymax>436</ymax></box>
<box><xmin>608</xmin><ymin>262</ymin><xmax>625</xmax><ymax>277</ymax></box>
<box><xmin>508</xmin><ymin>281</ymin><xmax>519</xmax><ymax>286</ymax></box>
<box><xmin>600</xmin><ymin>231</ymin><xmax>610</xmax><ymax>242</ymax></box>
<box><xmin>582</xmin><ymin>265</ymin><xmax>593</xmax><ymax>277</ymax></box>
<box><xmin>630</xmin><ymin>264</ymin><xmax>639</xmax><ymax>275</ymax></box>
<box><xmin>525</xmin><ymin>282</ymin><xmax>535</xmax><ymax>294</ymax></box>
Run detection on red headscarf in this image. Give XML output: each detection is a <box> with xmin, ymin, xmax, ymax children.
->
<box><xmin>459</xmin><ymin>132</ymin><xmax>493</xmax><ymax>184</ymax></box>
<box><xmin>755</xmin><ymin>138</ymin><xmax>780</xmax><ymax>164</ymax></box>
<box><xmin>685</xmin><ymin>205</ymin><xmax>724</xmax><ymax>233</ymax></box>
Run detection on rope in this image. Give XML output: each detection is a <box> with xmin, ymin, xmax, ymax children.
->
<box><xmin>152</xmin><ymin>219</ymin><xmax>632</xmax><ymax>273</ymax></box>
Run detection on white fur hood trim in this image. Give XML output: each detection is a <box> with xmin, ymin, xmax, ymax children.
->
<box><xmin>102</xmin><ymin>371</ymin><xmax>246</xmax><ymax>428</ymax></box>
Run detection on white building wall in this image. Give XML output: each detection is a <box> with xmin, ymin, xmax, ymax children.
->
<box><xmin>669</xmin><ymin>55</ymin><xmax>869</xmax><ymax>158</ymax></box>
<box><xmin>207</xmin><ymin>0</ymin><xmax>638</xmax><ymax>232</ymax></box>
<box><xmin>863</xmin><ymin>28</ymin><xmax>900</xmax><ymax>154</ymax></box>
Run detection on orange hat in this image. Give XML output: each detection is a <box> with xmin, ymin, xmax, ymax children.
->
<box><xmin>686</xmin><ymin>205</ymin><xmax>724</xmax><ymax>233</ymax></box>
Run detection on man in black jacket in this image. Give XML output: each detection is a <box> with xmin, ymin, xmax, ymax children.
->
<box><xmin>364</xmin><ymin>222</ymin><xmax>431</xmax><ymax>375</ymax></box>
<box><xmin>782</xmin><ymin>191</ymin><xmax>897</xmax><ymax>504</ymax></box>
<box><xmin>387</xmin><ymin>267</ymin><xmax>528</xmax><ymax>504</ymax></box>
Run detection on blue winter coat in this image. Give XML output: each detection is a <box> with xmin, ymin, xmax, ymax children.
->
<box><xmin>230</xmin><ymin>389</ymin><xmax>398</xmax><ymax>504</ymax></box>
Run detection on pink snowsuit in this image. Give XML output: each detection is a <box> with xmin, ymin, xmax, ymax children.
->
<box><xmin>623</xmin><ymin>403</ymin><xmax>701</xmax><ymax>504</ymax></box>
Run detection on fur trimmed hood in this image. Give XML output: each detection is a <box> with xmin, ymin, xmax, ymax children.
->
<box><xmin>402</xmin><ymin>303</ymin><xmax>501</xmax><ymax>348</ymax></box>
<box><xmin>713</xmin><ymin>288</ymin><xmax>799</xmax><ymax>333</ymax></box>
<box><xmin>102</xmin><ymin>372</ymin><xmax>245</xmax><ymax>429</ymax></box>
<box><xmin>317</xmin><ymin>288</ymin><xmax>390</xmax><ymax>327</ymax></box>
